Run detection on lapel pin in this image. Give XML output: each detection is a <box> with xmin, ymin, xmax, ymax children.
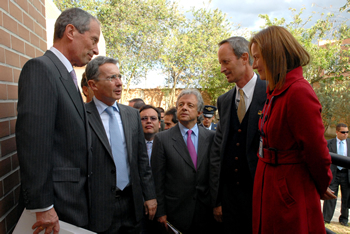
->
<box><xmin>258</xmin><ymin>110</ymin><xmax>262</xmax><ymax>115</ymax></box>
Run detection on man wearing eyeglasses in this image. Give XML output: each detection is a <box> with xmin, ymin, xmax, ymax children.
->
<box><xmin>85</xmin><ymin>56</ymin><xmax>157</xmax><ymax>233</ymax></box>
<box><xmin>323</xmin><ymin>123</ymin><xmax>350</xmax><ymax>226</ymax></box>
<box><xmin>139</xmin><ymin>105</ymin><xmax>161</xmax><ymax>164</ymax></box>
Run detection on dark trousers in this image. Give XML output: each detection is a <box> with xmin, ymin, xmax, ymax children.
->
<box><xmin>99</xmin><ymin>187</ymin><xmax>141</xmax><ymax>234</ymax></box>
<box><xmin>222</xmin><ymin>182</ymin><xmax>253</xmax><ymax>234</ymax></box>
<box><xmin>183</xmin><ymin>199</ymin><xmax>215</xmax><ymax>234</ymax></box>
<box><xmin>323</xmin><ymin>169</ymin><xmax>350</xmax><ymax>224</ymax></box>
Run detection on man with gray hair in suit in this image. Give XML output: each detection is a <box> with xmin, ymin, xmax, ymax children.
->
<box><xmin>152</xmin><ymin>89</ymin><xmax>216</xmax><ymax>233</ymax></box>
<box><xmin>85</xmin><ymin>56</ymin><xmax>157</xmax><ymax>233</ymax></box>
<box><xmin>16</xmin><ymin>8</ymin><xmax>100</xmax><ymax>233</ymax></box>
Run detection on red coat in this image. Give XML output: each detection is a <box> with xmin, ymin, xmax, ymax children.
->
<box><xmin>252</xmin><ymin>67</ymin><xmax>332</xmax><ymax>234</ymax></box>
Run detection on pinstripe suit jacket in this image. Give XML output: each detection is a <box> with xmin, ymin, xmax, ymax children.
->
<box><xmin>151</xmin><ymin>124</ymin><xmax>215</xmax><ymax>231</ymax></box>
<box><xmin>16</xmin><ymin>50</ymin><xmax>89</xmax><ymax>226</ymax></box>
<box><xmin>86</xmin><ymin>100</ymin><xmax>156</xmax><ymax>232</ymax></box>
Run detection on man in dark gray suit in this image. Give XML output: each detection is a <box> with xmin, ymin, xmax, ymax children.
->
<box><xmin>210</xmin><ymin>37</ymin><xmax>266</xmax><ymax>233</ymax></box>
<box><xmin>323</xmin><ymin>123</ymin><xmax>350</xmax><ymax>226</ymax></box>
<box><xmin>16</xmin><ymin>8</ymin><xmax>100</xmax><ymax>234</ymax></box>
<box><xmin>152</xmin><ymin>89</ymin><xmax>216</xmax><ymax>233</ymax></box>
<box><xmin>85</xmin><ymin>56</ymin><xmax>157</xmax><ymax>233</ymax></box>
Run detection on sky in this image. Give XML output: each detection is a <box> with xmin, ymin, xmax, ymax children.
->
<box><xmin>132</xmin><ymin>0</ymin><xmax>349</xmax><ymax>88</ymax></box>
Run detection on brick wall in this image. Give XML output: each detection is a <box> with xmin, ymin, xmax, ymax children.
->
<box><xmin>0</xmin><ymin>0</ymin><xmax>46</xmax><ymax>233</ymax></box>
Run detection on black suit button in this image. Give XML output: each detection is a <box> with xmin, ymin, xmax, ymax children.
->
<box><xmin>238</xmin><ymin>129</ymin><xmax>242</xmax><ymax>133</ymax></box>
<box><xmin>111</xmin><ymin>186</ymin><xmax>116</xmax><ymax>192</ymax></box>
<box><xmin>235</xmin><ymin>169</ymin><xmax>238</xmax><ymax>172</ymax></box>
<box><xmin>235</xmin><ymin>157</ymin><xmax>238</xmax><ymax>160</ymax></box>
<box><xmin>236</xmin><ymin>143</ymin><xmax>240</xmax><ymax>146</ymax></box>
<box><xmin>111</xmin><ymin>169</ymin><xmax>116</xmax><ymax>174</ymax></box>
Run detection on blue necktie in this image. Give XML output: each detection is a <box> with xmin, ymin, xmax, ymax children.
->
<box><xmin>105</xmin><ymin>106</ymin><xmax>129</xmax><ymax>190</ymax></box>
<box><xmin>338</xmin><ymin>141</ymin><xmax>345</xmax><ymax>170</ymax></box>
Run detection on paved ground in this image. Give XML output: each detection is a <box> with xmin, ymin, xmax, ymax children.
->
<box><xmin>321</xmin><ymin>196</ymin><xmax>341</xmax><ymax>223</ymax></box>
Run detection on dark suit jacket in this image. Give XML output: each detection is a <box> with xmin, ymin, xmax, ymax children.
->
<box><xmin>209</xmin><ymin>76</ymin><xmax>266</xmax><ymax>205</ymax></box>
<box><xmin>86</xmin><ymin>100</ymin><xmax>156</xmax><ymax>232</ymax></box>
<box><xmin>151</xmin><ymin>124</ymin><xmax>215</xmax><ymax>231</ymax></box>
<box><xmin>16</xmin><ymin>50</ymin><xmax>89</xmax><ymax>226</ymax></box>
<box><xmin>328</xmin><ymin>138</ymin><xmax>350</xmax><ymax>183</ymax></box>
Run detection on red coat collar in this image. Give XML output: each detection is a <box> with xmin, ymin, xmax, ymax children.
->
<box><xmin>268</xmin><ymin>66</ymin><xmax>304</xmax><ymax>97</ymax></box>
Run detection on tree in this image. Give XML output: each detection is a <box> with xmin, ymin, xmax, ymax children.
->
<box><xmin>258</xmin><ymin>7</ymin><xmax>350</xmax><ymax>131</ymax></box>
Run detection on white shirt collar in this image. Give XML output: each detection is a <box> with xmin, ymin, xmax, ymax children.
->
<box><xmin>93</xmin><ymin>96</ymin><xmax>119</xmax><ymax>114</ymax></box>
<box><xmin>50</xmin><ymin>47</ymin><xmax>74</xmax><ymax>73</ymax></box>
<box><xmin>235</xmin><ymin>72</ymin><xmax>257</xmax><ymax>99</ymax></box>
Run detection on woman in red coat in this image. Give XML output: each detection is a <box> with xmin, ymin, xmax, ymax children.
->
<box><xmin>249</xmin><ymin>26</ymin><xmax>335</xmax><ymax>233</ymax></box>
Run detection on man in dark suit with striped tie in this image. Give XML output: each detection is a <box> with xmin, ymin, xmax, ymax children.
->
<box><xmin>151</xmin><ymin>89</ymin><xmax>216</xmax><ymax>233</ymax></box>
<box><xmin>16</xmin><ymin>8</ymin><xmax>100</xmax><ymax>233</ymax></box>
<box><xmin>85</xmin><ymin>56</ymin><xmax>157</xmax><ymax>233</ymax></box>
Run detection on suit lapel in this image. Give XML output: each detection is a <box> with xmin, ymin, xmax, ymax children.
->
<box><xmin>86</xmin><ymin>101</ymin><xmax>112</xmax><ymax>156</ymax></box>
<box><xmin>172</xmin><ymin>125</ymin><xmax>196</xmax><ymax>170</ymax></box>
<box><xmin>45</xmin><ymin>51</ymin><xmax>85</xmax><ymax>121</ymax></box>
<box><xmin>197</xmin><ymin>127</ymin><xmax>209</xmax><ymax>169</ymax></box>
<box><xmin>221</xmin><ymin>88</ymin><xmax>235</xmax><ymax>150</ymax></box>
<box><xmin>117</xmin><ymin>104</ymin><xmax>132</xmax><ymax>163</ymax></box>
<box><xmin>246</xmin><ymin>77</ymin><xmax>266</xmax><ymax>149</ymax></box>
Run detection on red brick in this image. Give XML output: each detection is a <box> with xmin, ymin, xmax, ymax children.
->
<box><xmin>12</xmin><ymin>153</ymin><xmax>19</xmax><ymax>169</ymax></box>
<box><xmin>0</xmin><ymin>28</ymin><xmax>11</xmax><ymax>48</ymax></box>
<box><xmin>25</xmin><ymin>42</ymin><xmax>35</xmax><ymax>57</ymax></box>
<box><xmin>9</xmin><ymin>1</ymin><xmax>23</xmax><ymax>23</ymax></box>
<box><xmin>42</xmin><ymin>28</ymin><xmax>47</xmax><ymax>41</ymax></box>
<box><xmin>32</xmin><ymin>0</ymin><xmax>42</xmax><ymax>13</ymax></box>
<box><xmin>0</xmin><ymin>180</ymin><xmax>3</xmax><ymax>198</ymax></box>
<box><xmin>0</xmin><ymin>217</ymin><xmax>5</xmax><ymax>234</ymax></box>
<box><xmin>0</xmin><ymin>136</ymin><xmax>17</xmax><ymax>157</ymax></box>
<box><xmin>30</xmin><ymin>31</ymin><xmax>40</xmax><ymax>48</ymax></box>
<box><xmin>23</xmin><ymin>11</ymin><xmax>34</xmax><ymax>31</ymax></box>
<box><xmin>5</xmin><ymin>49</ymin><xmax>20</xmax><ymax>68</ymax></box>
<box><xmin>6</xmin><ymin>205</ymin><xmax>20</xmax><ymax>233</ymax></box>
<box><xmin>14</xmin><ymin>184</ymin><xmax>20</xmax><ymax>203</ymax></box>
<box><xmin>14</xmin><ymin>0</ymin><xmax>28</xmax><ymax>13</ymax></box>
<box><xmin>0</xmin><ymin>0</ymin><xmax>9</xmax><ymax>12</ymax></box>
<box><xmin>35</xmin><ymin>48</ymin><xmax>43</xmax><ymax>57</ymax></box>
<box><xmin>10</xmin><ymin>119</ymin><xmax>16</xmax><ymax>135</ymax></box>
<box><xmin>37</xmin><ymin>11</ymin><xmax>45</xmax><ymax>28</ymax></box>
<box><xmin>0</xmin><ymin>65</ymin><xmax>13</xmax><ymax>82</ymax></box>
<box><xmin>0</xmin><ymin>121</ymin><xmax>10</xmax><ymax>138</ymax></box>
<box><xmin>0</xmin><ymin>11</ymin><xmax>3</xmax><ymax>27</ymax></box>
<box><xmin>13</xmin><ymin>68</ymin><xmax>21</xmax><ymax>83</ymax></box>
<box><xmin>11</xmin><ymin>35</ymin><xmax>25</xmax><ymax>54</ymax></box>
<box><xmin>39</xmin><ymin>38</ymin><xmax>47</xmax><ymax>51</ymax></box>
<box><xmin>20</xmin><ymin>55</ymin><xmax>29</xmax><ymax>68</ymax></box>
<box><xmin>8</xmin><ymin>85</ymin><xmax>18</xmax><ymax>100</ymax></box>
<box><xmin>0</xmin><ymin>84</ymin><xmax>7</xmax><ymax>99</ymax></box>
<box><xmin>0</xmin><ymin>192</ymin><xmax>15</xmax><ymax>217</ymax></box>
<box><xmin>34</xmin><ymin>21</ymin><xmax>42</xmax><ymax>37</ymax></box>
<box><xmin>3</xmin><ymin>170</ymin><xmax>20</xmax><ymax>194</ymax></box>
<box><xmin>3</xmin><ymin>13</ymin><xmax>18</xmax><ymax>34</ymax></box>
<box><xmin>0</xmin><ymin>157</ymin><xmax>11</xmax><ymax>178</ymax></box>
<box><xmin>18</xmin><ymin>23</ymin><xmax>30</xmax><ymax>41</ymax></box>
<box><xmin>0</xmin><ymin>103</ymin><xmax>15</xmax><ymax>119</ymax></box>
<box><xmin>0</xmin><ymin>48</ymin><xmax>4</xmax><ymax>63</ymax></box>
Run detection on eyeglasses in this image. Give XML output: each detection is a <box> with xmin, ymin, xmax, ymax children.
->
<box><xmin>98</xmin><ymin>74</ymin><xmax>122</xmax><ymax>82</ymax></box>
<box><xmin>340</xmin><ymin>131</ymin><xmax>349</xmax><ymax>134</ymax></box>
<box><xmin>141</xmin><ymin>116</ymin><xmax>158</xmax><ymax>122</ymax></box>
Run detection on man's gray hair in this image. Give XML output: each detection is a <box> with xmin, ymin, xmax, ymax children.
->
<box><xmin>85</xmin><ymin>56</ymin><xmax>118</xmax><ymax>81</ymax></box>
<box><xmin>176</xmin><ymin>89</ymin><xmax>204</xmax><ymax>112</ymax></box>
<box><xmin>218</xmin><ymin>36</ymin><xmax>253</xmax><ymax>65</ymax></box>
<box><xmin>54</xmin><ymin>8</ymin><xmax>99</xmax><ymax>41</ymax></box>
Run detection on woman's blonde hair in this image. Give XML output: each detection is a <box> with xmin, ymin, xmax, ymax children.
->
<box><xmin>249</xmin><ymin>26</ymin><xmax>310</xmax><ymax>90</ymax></box>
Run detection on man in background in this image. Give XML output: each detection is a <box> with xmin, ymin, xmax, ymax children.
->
<box><xmin>157</xmin><ymin>107</ymin><xmax>165</xmax><ymax>131</ymax></box>
<box><xmin>152</xmin><ymin>89</ymin><xmax>216</xmax><ymax>233</ymax></box>
<box><xmin>129</xmin><ymin>98</ymin><xmax>145</xmax><ymax>109</ymax></box>
<box><xmin>16</xmin><ymin>8</ymin><xmax>100</xmax><ymax>233</ymax></box>
<box><xmin>163</xmin><ymin>107</ymin><xmax>178</xmax><ymax>130</ymax></box>
<box><xmin>81</xmin><ymin>72</ymin><xmax>94</xmax><ymax>102</ymax></box>
<box><xmin>200</xmin><ymin>105</ymin><xmax>217</xmax><ymax>131</ymax></box>
<box><xmin>323</xmin><ymin>123</ymin><xmax>350</xmax><ymax>226</ymax></box>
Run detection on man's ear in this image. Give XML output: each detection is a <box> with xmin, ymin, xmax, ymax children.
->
<box><xmin>65</xmin><ymin>24</ymin><xmax>75</xmax><ymax>41</ymax></box>
<box><xmin>241</xmin><ymin>52</ymin><xmax>249</xmax><ymax>65</ymax></box>
<box><xmin>88</xmin><ymin>80</ymin><xmax>97</xmax><ymax>91</ymax></box>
